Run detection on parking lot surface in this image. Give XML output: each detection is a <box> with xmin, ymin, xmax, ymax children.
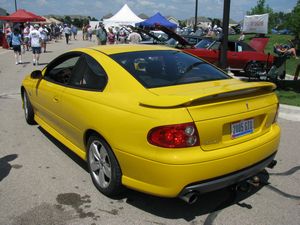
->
<box><xmin>0</xmin><ymin>36</ymin><xmax>299</xmax><ymax>225</ymax></box>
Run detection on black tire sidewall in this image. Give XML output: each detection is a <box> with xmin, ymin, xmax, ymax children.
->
<box><xmin>23</xmin><ymin>91</ymin><xmax>35</xmax><ymax>125</ymax></box>
<box><xmin>87</xmin><ymin>135</ymin><xmax>123</xmax><ymax>197</ymax></box>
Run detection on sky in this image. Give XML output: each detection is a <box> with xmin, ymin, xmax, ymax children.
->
<box><xmin>1</xmin><ymin>0</ymin><xmax>298</xmax><ymax>22</ymax></box>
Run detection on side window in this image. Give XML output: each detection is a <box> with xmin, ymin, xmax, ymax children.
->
<box><xmin>237</xmin><ymin>44</ymin><xmax>243</xmax><ymax>52</ymax></box>
<box><xmin>210</xmin><ymin>42</ymin><xmax>221</xmax><ymax>50</ymax></box>
<box><xmin>228</xmin><ymin>42</ymin><xmax>236</xmax><ymax>51</ymax></box>
<box><xmin>44</xmin><ymin>54</ymin><xmax>80</xmax><ymax>84</ymax></box>
<box><xmin>69</xmin><ymin>54</ymin><xmax>107</xmax><ymax>91</ymax></box>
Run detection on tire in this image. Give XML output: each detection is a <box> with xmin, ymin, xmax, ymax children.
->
<box><xmin>87</xmin><ymin>134</ymin><xmax>123</xmax><ymax>197</ymax></box>
<box><xmin>244</xmin><ymin>62</ymin><xmax>265</xmax><ymax>80</ymax></box>
<box><xmin>23</xmin><ymin>91</ymin><xmax>35</xmax><ymax>125</ymax></box>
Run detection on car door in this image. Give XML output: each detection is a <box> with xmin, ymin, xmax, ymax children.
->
<box><xmin>56</xmin><ymin>53</ymin><xmax>108</xmax><ymax>150</ymax></box>
<box><xmin>31</xmin><ymin>52</ymin><xmax>81</xmax><ymax>135</ymax></box>
<box><xmin>227</xmin><ymin>42</ymin><xmax>242</xmax><ymax>69</ymax></box>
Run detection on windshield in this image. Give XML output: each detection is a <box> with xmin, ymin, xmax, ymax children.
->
<box><xmin>111</xmin><ymin>50</ymin><xmax>230</xmax><ymax>88</ymax></box>
<box><xmin>195</xmin><ymin>39</ymin><xmax>213</xmax><ymax>49</ymax></box>
<box><xmin>165</xmin><ymin>38</ymin><xmax>178</xmax><ymax>47</ymax></box>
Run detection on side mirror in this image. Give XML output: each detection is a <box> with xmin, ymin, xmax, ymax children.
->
<box><xmin>30</xmin><ymin>70</ymin><xmax>43</xmax><ymax>79</ymax></box>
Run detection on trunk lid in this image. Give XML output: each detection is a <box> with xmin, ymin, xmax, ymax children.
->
<box><xmin>142</xmin><ymin>79</ymin><xmax>278</xmax><ymax>151</ymax></box>
<box><xmin>249</xmin><ymin>38</ymin><xmax>269</xmax><ymax>53</ymax></box>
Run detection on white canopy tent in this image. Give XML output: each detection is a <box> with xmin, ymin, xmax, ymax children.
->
<box><xmin>103</xmin><ymin>4</ymin><xmax>144</xmax><ymax>28</ymax></box>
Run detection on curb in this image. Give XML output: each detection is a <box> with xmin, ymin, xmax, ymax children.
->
<box><xmin>279</xmin><ymin>104</ymin><xmax>300</xmax><ymax>121</ymax></box>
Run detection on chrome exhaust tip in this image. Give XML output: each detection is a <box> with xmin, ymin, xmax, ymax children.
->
<box><xmin>179</xmin><ymin>191</ymin><xmax>199</xmax><ymax>204</ymax></box>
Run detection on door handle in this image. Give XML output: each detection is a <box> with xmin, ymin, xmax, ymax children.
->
<box><xmin>53</xmin><ymin>96</ymin><xmax>59</xmax><ymax>103</ymax></box>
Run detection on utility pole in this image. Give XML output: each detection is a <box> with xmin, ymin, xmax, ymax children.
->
<box><xmin>220</xmin><ymin>0</ymin><xmax>231</xmax><ymax>70</ymax></box>
<box><xmin>14</xmin><ymin>0</ymin><xmax>18</xmax><ymax>11</ymax></box>
<box><xmin>194</xmin><ymin>0</ymin><xmax>198</xmax><ymax>32</ymax></box>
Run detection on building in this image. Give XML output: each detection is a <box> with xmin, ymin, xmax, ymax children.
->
<box><xmin>167</xmin><ymin>16</ymin><xmax>179</xmax><ymax>27</ymax></box>
<box><xmin>186</xmin><ymin>16</ymin><xmax>211</xmax><ymax>29</ymax></box>
<box><xmin>0</xmin><ymin>8</ymin><xmax>8</xmax><ymax>27</ymax></box>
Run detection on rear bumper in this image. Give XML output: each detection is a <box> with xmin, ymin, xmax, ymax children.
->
<box><xmin>179</xmin><ymin>152</ymin><xmax>276</xmax><ymax>197</ymax></box>
<box><xmin>116</xmin><ymin>124</ymin><xmax>280</xmax><ymax>198</ymax></box>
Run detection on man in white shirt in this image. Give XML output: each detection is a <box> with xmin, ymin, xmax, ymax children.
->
<box><xmin>29</xmin><ymin>24</ymin><xmax>42</xmax><ymax>66</ymax></box>
<box><xmin>38</xmin><ymin>25</ymin><xmax>48</xmax><ymax>53</ymax></box>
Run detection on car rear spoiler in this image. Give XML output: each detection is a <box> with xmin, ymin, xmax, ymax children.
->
<box><xmin>139</xmin><ymin>82</ymin><xmax>276</xmax><ymax>108</ymax></box>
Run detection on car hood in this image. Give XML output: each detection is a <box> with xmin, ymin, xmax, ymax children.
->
<box><xmin>155</xmin><ymin>24</ymin><xmax>193</xmax><ymax>48</ymax></box>
<box><xmin>140</xmin><ymin>79</ymin><xmax>275</xmax><ymax>108</ymax></box>
<box><xmin>249</xmin><ymin>38</ymin><xmax>269</xmax><ymax>53</ymax></box>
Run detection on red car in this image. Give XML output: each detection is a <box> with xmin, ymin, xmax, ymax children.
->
<box><xmin>187</xmin><ymin>38</ymin><xmax>275</xmax><ymax>75</ymax></box>
<box><xmin>157</xmin><ymin>25</ymin><xmax>275</xmax><ymax>76</ymax></box>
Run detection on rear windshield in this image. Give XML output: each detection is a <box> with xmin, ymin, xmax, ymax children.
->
<box><xmin>195</xmin><ymin>39</ymin><xmax>213</xmax><ymax>49</ymax></box>
<box><xmin>110</xmin><ymin>50</ymin><xmax>230</xmax><ymax>88</ymax></box>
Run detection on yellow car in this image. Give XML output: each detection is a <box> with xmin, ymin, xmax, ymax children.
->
<box><xmin>21</xmin><ymin>45</ymin><xmax>280</xmax><ymax>203</ymax></box>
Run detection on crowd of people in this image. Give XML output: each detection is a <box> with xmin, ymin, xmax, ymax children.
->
<box><xmin>3</xmin><ymin>21</ymin><xmax>144</xmax><ymax>65</ymax></box>
<box><xmin>4</xmin><ymin>22</ymin><xmax>82</xmax><ymax>65</ymax></box>
<box><xmin>83</xmin><ymin>22</ymin><xmax>142</xmax><ymax>45</ymax></box>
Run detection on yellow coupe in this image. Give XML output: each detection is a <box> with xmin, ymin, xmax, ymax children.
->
<box><xmin>21</xmin><ymin>45</ymin><xmax>280</xmax><ymax>203</ymax></box>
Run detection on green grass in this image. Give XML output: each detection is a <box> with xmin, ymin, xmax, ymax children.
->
<box><xmin>275</xmin><ymin>90</ymin><xmax>300</xmax><ymax>106</ymax></box>
<box><xmin>229</xmin><ymin>34</ymin><xmax>300</xmax><ymax>107</ymax></box>
<box><xmin>229</xmin><ymin>34</ymin><xmax>300</xmax><ymax>75</ymax></box>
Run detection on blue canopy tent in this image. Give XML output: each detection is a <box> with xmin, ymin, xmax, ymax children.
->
<box><xmin>136</xmin><ymin>12</ymin><xmax>177</xmax><ymax>29</ymax></box>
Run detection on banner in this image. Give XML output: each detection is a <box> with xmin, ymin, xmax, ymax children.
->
<box><xmin>243</xmin><ymin>14</ymin><xmax>268</xmax><ymax>34</ymax></box>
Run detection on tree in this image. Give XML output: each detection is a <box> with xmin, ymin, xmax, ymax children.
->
<box><xmin>72</xmin><ymin>18</ymin><xmax>81</xmax><ymax>28</ymax></box>
<box><xmin>248</xmin><ymin>0</ymin><xmax>272</xmax><ymax>15</ymax></box>
<box><xmin>178</xmin><ymin>20</ymin><xmax>186</xmax><ymax>28</ymax></box>
<box><xmin>64</xmin><ymin>16</ymin><xmax>72</xmax><ymax>25</ymax></box>
<box><xmin>90</xmin><ymin>17</ymin><xmax>98</xmax><ymax>21</ymax></box>
<box><xmin>288</xmin><ymin>0</ymin><xmax>300</xmax><ymax>38</ymax></box>
<box><xmin>247</xmin><ymin>0</ymin><xmax>275</xmax><ymax>31</ymax></box>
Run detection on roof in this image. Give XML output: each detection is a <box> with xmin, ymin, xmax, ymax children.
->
<box><xmin>102</xmin><ymin>13</ymin><xmax>113</xmax><ymax>20</ymax></box>
<box><xmin>84</xmin><ymin>44</ymin><xmax>178</xmax><ymax>55</ymax></box>
<box><xmin>0</xmin><ymin>8</ymin><xmax>7</xmax><ymax>16</ymax></box>
<box><xmin>103</xmin><ymin>4</ymin><xmax>143</xmax><ymax>26</ymax></box>
<box><xmin>138</xmin><ymin>13</ymin><xmax>149</xmax><ymax>20</ymax></box>
<box><xmin>0</xmin><ymin>9</ymin><xmax>45</xmax><ymax>22</ymax></box>
<box><xmin>136</xmin><ymin>12</ymin><xmax>177</xmax><ymax>29</ymax></box>
<box><xmin>48</xmin><ymin>17</ymin><xmax>62</xmax><ymax>24</ymax></box>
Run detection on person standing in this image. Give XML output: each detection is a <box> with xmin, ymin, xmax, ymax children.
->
<box><xmin>11</xmin><ymin>28</ymin><xmax>23</xmax><ymax>65</ymax></box>
<box><xmin>107</xmin><ymin>28</ymin><xmax>115</xmax><ymax>44</ymax></box>
<box><xmin>39</xmin><ymin>25</ymin><xmax>48</xmax><ymax>53</ymax></box>
<box><xmin>96</xmin><ymin>23</ymin><xmax>107</xmax><ymax>45</ymax></box>
<box><xmin>23</xmin><ymin>22</ymin><xmax>30</xmax><ymax>51</ymax></box>
<box><xmin>238</xmin><ymin>32</ymin><xmax>245</xmax><ymax>41</ymax></box>
<box><xmin>71</xmin><ymin>25</ymin><xmax>78</xmax><ymax>40</ymax></box>
<box><xmin>118</xmin><ymin>28</ymin><xmax>127</xmax><ymax>44</ymax></box>
<box><xmin>29</xmin><ymin>24</ymin><xmax>42</xmax><ymax>66</ymax></box>
<box><xmin>63</xmin><ymin>24</ymin><xmax>71</xmax><ymax>44</ymax></box>
<box><xmin>82</xmin><ymin>24</ymin><xmax>87</xmax><ymax>40</ymax></box>
<box><xmin>87</xmin><ymin>25</ymin><xmax>93</xmax><ymax>41</ymax></box>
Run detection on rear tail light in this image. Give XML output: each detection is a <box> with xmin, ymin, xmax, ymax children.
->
<box><xmin>147</xmin><ymin>122</ymin><xmax>200</xmax><ymax>148</ymax></box>
<box><xmin>273</xmin><ymin>103</ymin><xmax>279</xmax><ymax>124</ymax></box>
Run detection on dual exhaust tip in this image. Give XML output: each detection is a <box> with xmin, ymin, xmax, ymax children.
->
<box><xmin>179</xmin><ymin>191</ymin><xmax>199</xmax><ymax>204</ymax></box>
<box><xmin>179</xmin><ymin>175</ymin><xmax>262</xmax><ymax>204</ymax></box>
<box><xmin>179</xmin><ymin>160</ymin><xmax>277</xmax><ymax>204</ymax></box>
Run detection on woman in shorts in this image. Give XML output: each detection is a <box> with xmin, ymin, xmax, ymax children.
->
<box><xmin>11</xmin><ymin>28</ymin><xmax>23</xmax><ymax>65</ymax></box>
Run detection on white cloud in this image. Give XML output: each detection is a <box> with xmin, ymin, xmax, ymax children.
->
<box><xmin>1</xmin><ymin>0</ymin><xmax>298</xmax><ymax>21</ymax></box>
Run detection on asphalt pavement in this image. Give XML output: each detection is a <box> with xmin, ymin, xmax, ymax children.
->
<box><xmin>0</xmin><ymin>35</ymin><xmax>299</xmax><ymax>225</ymax></box>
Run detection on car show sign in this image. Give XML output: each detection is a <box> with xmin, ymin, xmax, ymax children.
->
<box><xmin>243</xmin><ymin>13</ymin><xmax>269</xmax><ymax>34</ymax></box>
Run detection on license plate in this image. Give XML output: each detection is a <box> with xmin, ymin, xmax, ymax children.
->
<box><xmin>231</xmin><ymin>118</ymin><xmax>254</xmax><ymax>139</ymax></box>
